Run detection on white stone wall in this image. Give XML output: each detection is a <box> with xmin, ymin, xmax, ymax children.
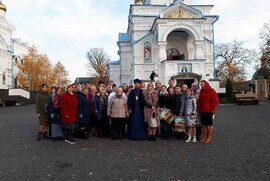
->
<box><xmin>118</xmin><ymin>1</ymin><xmax>222</xmax><ymax>91</ymax></box>
<box><xmin>0</xmin><ymin>11</ymin><xmax>30</xmax><ymax>89</ymax></box>
<box><xmin>131</xmin><ymin>5</ymin><xmax>165</xmax><ymax>17</ymax></box>
<box><xmin>118</xmin><ymin>42</ymin><xmax>132</xmax><ymax>84</ymax></box>
<box><xmin>109</xmin><ymin>64</ymin><xmax>121</xmax><ymax>86</ymax></box>
<box><xmin>0</xmin><ymin>49</ymin><xmax>10</xmax><ymax>89</ymax></box>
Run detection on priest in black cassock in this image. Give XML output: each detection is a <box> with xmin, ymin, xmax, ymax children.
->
<box><xmin>127</xmin><ymin>79</ymin><xmax>147</xmax><ymax>140</ymax></box>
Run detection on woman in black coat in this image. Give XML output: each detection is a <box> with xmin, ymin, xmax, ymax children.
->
<box><xmin>77</xmin><ymin>87</ymin><xmax>91</xmax><ymax>139</ymax></box>
<box><xmin>48</xmin><ymin>87</ymin><xmax>63</xmax><ymax>141</ymax></box>
<box><xmin>94</xmin><ymin>84</ymin><xmax>109</xmax><ymax>138</ymax></box>
<box><xmin>159</xmin><ymin>85</ymin><xmax>172</xmax><ymax>139</ymax></box>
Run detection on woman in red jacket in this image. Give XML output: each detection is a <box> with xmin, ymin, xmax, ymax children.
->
<box><xmin>197</xmin><ymin>80</ymin><xmax>219</xmax><ymax>144</ymax></box>
<box><xmin>61</xmin><ymin>84</ymin><xmax>78</xmax><ymax>144</ymax></box>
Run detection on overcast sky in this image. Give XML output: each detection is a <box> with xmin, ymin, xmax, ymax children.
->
<box><xmin>4</xmin><ymin>0</ymin><xmax>270</xmax><ymax>81</ymax></box>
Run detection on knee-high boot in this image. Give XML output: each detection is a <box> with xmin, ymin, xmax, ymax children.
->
<box><xmin>204</xmin><ymin>126</ymin><xmax>213</xmax><ymax>144</ymax></box>
<box><xmin>200</xmin><ymin>126</ymin><xmax>207</xmax><ymax>143</ymax></box>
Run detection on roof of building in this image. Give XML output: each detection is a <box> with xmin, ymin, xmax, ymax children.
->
<box><xmin>108</xmin><ymin>60</ymin><xmax>120</xmax><ymax>65</ymax></box>
<box><xmin>74</xmin><ymin>77</ymin><xmax>95</xmax><ymax>84</ymax></box>
<box><xmin>118</xmin><ymin>33</ymin><xmax>130</xmax><ymax>43</ymax></box>
<box><xmin>252</xmin><ymin>67</ymin><xmax>270</xmax><ymax>80</ymax></box>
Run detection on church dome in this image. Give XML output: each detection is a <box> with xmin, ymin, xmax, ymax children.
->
<box><xmin>0</xmin><ymin>1</ymin><xmax>7</xmax><ymax>12</ymax></box>
<box><xmin>252</xmin><ymin>67</ymin><xmax>270</xmax><ymax>80</ymax></box>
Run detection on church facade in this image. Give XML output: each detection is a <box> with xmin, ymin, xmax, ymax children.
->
<box><xmin>111</xmin><ymin>0</ymin><xmax>224</xmax><ymax>92</ymax></box>
<box><xmin>0</xmin><ymin>1</ymin><xmax>30</xmax><ymax>89</ymax></box>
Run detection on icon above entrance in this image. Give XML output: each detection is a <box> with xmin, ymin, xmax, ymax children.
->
<box><xmin>171</xmin><ymin>72</ymin><xmax>202</xmax><ymax>87</ymax></box>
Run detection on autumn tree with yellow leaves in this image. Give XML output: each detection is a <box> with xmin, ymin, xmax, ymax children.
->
<box><xmin>52</xmin><ymin>61</ymin><xmax>70</xmax><ymax>88</ymax></box>
<box><xmin>215</xmin><ymin>40</ymin><xmax>258</xmax><ymax>100</ymax></box>
<box><xmin>17</xmin><ymin>48</ymin><xmax>70</xmax><ymax>91</ymax></box>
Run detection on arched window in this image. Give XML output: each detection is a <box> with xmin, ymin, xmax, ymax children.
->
<box><xmin>144</xmin><ymin>42</ymin><xmax>152</xmax><ymax>63</ymax></box>
<box><xmin>166</xmin><ymin>48</ymin><xmax>185</xmax><ymax>60</ymax></box>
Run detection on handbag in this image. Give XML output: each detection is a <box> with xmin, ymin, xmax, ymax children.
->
<box><xmin>149</xmin><ymin>113</ymin><xmax>160</xmax><ymax>127</ymax></box>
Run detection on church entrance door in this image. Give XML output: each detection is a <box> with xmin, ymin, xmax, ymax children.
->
<box><xmin>176</xmin><ymin>79</ymin><xmax>194</xmax><ymax>88</ymax></box>
<box><xmin>172</xmin><ymin>72</ymin><xmax>202</xmax><ymax>88</ymax></box>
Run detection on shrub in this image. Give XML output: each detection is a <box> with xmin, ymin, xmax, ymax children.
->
<box><xmin>226</xmin><ymin>79</ymin><xmax>234</xmax><ymax>101</ymax></box>
<box><xmin>220</xmin><ymin>98</ymin><xmax>228</xmax><ymax>104</ymax></box>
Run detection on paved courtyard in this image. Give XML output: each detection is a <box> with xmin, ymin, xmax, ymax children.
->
<box><xmin>0</xmin><ymin>104</ymin><xmax>269</xmax><ymax>181</ymax></box>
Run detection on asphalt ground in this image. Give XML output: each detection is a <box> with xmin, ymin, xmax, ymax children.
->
<box><xmin>0</xmin><ymin>104</ymin><xmax>269</xmax><ymax>181</ymax></box>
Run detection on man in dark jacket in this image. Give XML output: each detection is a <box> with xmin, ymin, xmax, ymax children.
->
<box><xmin>172</xmin><ymin>85</ymin><xmax>185</xmax><ymax>116</ymax></box>
<box><xmin>171</xmin><ymin>85</ymin><xmax>185</xmax><ymax>139</ymax></box>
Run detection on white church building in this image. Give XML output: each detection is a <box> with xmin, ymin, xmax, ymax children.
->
<box><xmin>0</xmin><ymin>1</ymin><xmax>30</xmax><ymax>89</ymax></box>
<box><xmin>110</xmin><ymin>0</ymin><xmax>224</xmax><ymax>92</ymax></box>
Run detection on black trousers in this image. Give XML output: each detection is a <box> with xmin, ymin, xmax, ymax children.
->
<box><xmin>160</xmin><ymin>119</ymin><xmax>172</xmax><ymax>138</ymax></box>
<box><xmin>64</xmin><ymin>129</ymin><xmax>74</xmax><ymax>140</ymax></box>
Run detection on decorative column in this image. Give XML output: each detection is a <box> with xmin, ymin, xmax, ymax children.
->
<box><xmin>157</xmin><ymin>41</ymin><xmax>167</xmax><ymax>84</ymax></box>
<box><xmin>158</xmin><ymin>41</ymin><xmax>167</xmax><ymax>63</ymax></box>
<box><xmin>193</xmin><ymin>40</ymin><xmax>205</xmax><ymax>59</ymax></box>
<box><xmin>187</xmin><ymin>47</ymin><xmax>194</xmax><ymax>60</ymax></box>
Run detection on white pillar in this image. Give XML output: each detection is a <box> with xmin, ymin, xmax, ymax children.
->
<box><xmin>157</xmin><ymin>41</ymin><xmax>167</xmax><ymax>84</ymax></box>
<box><xmin>154</xmin><ymin>48</ymin><xmax>159</xmax><ymax>72</ymax></box>
<box><xmin>193</xmin><ymin>40</ymin><xmax>205</xmax><ymax>59</ymax></box>
<box><xmin>158</xmin><ymin>41</ymin><xmax>167</xmax><ymax>63</ymax></box>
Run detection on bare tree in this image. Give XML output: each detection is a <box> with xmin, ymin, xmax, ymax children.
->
<box><xmin>259</xmin><ymin>20</ymin><xmax>270</xmax><ymax>68</ymax></box>
<box><xmin>215</xmin><ymin>40</ymin><xmax>258</xmax><ymax>83</ymax></box>
<box><xmin>86</xmin><ymin>48</ymin><xmax>110</xmax><ymax>84</ymax></box>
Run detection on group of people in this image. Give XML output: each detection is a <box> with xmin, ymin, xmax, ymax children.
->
<box><xmin>35</xmin><ymin>78</ymin><xmax>219</xmax><ymax>145</ymax></box>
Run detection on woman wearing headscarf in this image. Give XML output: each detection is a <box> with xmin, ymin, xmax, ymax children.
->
<box><xmin>60</xmin><ymin>84</ymin><xmax>79</xmax><ymax>144</ymax></box>
<box><xmin>197</xmin><ymin>80</ymin><xmax>220</xmax><ymax>144</ymax></box>
<box><xmin>107</xmin><ymin>87</ymin><xmax>129</xmax><ymax>140</ymax></box>
<box><xmin>35</xmin><ymin>84</ymin><xmax>51</xmax><ymax>141</ymax></box>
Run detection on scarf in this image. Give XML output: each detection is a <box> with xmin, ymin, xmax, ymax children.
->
<box><xmin>159</xmin><ymin>90</ymin><xmax>168</xmax><ymax>96</ymax></box>
<box><xmin>53</xmin><ymin>95</ymin><xmax>60</xmax><ymax>109</ymax></box>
